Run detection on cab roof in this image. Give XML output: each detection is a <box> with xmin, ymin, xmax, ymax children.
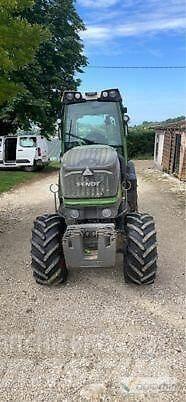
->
<box><xmin>61</xmin><ymin>89</ymin><xmax>122</xmax><ymax>104</ymax></box>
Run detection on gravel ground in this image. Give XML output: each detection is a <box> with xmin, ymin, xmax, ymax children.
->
<box><xmin>0</xmin><ymin>161</ymin><xmax>185</xmax><ymax>401</ymax></box>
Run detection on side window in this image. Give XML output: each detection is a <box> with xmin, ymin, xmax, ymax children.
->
<box><xmin>0</xmin><ymin>139</ymin><xmax>2</xmax><ymax>148</ymax></box>
<box><xmin>20</xmin><ymin>137</ymin><xmax>37</xmax><ymax>147</ymax></box>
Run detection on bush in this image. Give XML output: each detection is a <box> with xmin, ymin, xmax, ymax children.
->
<box><xmin>127</xmin><ymin>128</ymin><xmax>155</xmax><ymax>158</ymax></box>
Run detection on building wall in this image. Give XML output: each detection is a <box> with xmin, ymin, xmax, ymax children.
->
<box><xmin>162</xmin><ymin>130</ymin><xmax>174</xmax><ymax>172</ymax></box>
<box><xmin>154</xmin><ymin>132</ymin><xmax>164</xmax><ymax>169</ymax></box>
<box><xmin>179</xmin><ymin>133</ymin><xmax>186</xmax><ymax>180</ymax></box>
<box><xmin>154</xmin><ymin>121</ymin><xmax>186</xmax><ymax>181</ymax></box>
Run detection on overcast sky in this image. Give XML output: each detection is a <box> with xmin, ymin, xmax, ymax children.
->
<box><xmin>76</xmin><ymin>0</ymin><xmax>186</xmax><ymax>124</ymax></box>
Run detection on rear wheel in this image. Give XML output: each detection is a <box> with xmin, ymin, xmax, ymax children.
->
<box><xmin>31</xmin><ymin>213</ymin><xmax>67</xmax><ymax>285</ymax></box>
<box><xmin>24</xmin><ymin>165</ymin><xmax>36</xmax><ymax>172</ymax></box>
<box><xmin>124</xmin><ymin>212</ymin><xmax>157</xmax><ymax>285</ymax></box>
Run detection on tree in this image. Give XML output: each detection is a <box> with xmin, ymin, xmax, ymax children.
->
<box><xmin>0</xmin><ymin>0</ymin><xmax>47</xmax><ymax>105</ymax></box>
<box><xmin>0</xmin><ymin>0</ymin><xmax>87</xmax><ymax>135</ymax></box>
<box><xmin>127</xmin><ymin>127</ymin><xmax>155</xmax><ymax>158</ymax></box>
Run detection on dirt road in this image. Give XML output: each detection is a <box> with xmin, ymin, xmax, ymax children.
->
<box><xmin>0</xmin><ymin>161</ymin><xmax>185</xmax><ymax>401</ymax></box>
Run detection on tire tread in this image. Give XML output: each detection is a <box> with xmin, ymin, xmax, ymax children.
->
<box><xmin>31</xmin><ymin>214</ymin><xmax>67</xmax><ymax>286</ymax></box>
<box><xmin>124</xmin><ymin>212</ymin><xmax>158</xmax><ymax>285</ymax></box>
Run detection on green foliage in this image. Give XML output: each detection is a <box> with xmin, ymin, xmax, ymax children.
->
<box><xmin>162</xmin><ymin>115</ymin><xmax>185</xmax><ymax>123</ymax></box>
<box><xmin>127</xmin><ymin>115</ymin><xmax>185</xmax><ymax>158</ymax></box>
<box><xmin>0</xmin><ymin>79</ymin><xmax>21</xmax><ymax>105</ymax></box>
<box><xmin>127</xmin><ymin>128</ymin><xmax>155</xmax><ymax>158</ymax></box>
<box><xmin>0</xmin><ymin>0</ymin><xmax>48</xmax><ymax>105</ymax></box>
<box><xmin>141</xmin><ymin>115</ymin><xmax>185</xmax><ymax>127</ymax></box>
<box><xmin>0</xmin><ymin>0</ymin><xmax>87</xmax><ymax>135</ymax></box>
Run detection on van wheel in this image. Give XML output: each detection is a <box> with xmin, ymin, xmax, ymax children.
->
<box><xmin>31</xmin><ymin>214</ymin><xmax>67</xmax><ymax>286</ymax></box>
<box><xmin>124</xmin><ymin>212</ymin><xmax>158</xmax><ymax>285</ymax></box>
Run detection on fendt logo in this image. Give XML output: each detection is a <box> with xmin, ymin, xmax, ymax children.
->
<box><xmin>82</xmin><ymin>167</ymin><xmax>94</xmax><ymax>176</ymax></box>
<box><xmin>76</xmin><ymin>166</ymin><xmax>102</xmax><ymax>187</ymax></box>
<box><xmin>76</xmin><ymin>180</ymin><xmax>102</xmax><ymax>188</ymax></box>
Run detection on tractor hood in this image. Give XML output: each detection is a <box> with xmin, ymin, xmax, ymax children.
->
<box><xmin>61</xmin><ymin>145</ymin><xmax>120</xmax><ymax>199</ymax></box>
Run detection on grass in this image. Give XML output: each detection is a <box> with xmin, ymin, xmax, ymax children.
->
<box><xmin>0</xmin><ymin>170</ymin><xmax>37</xmax><ymax>194</ymax></box>
<box><xmin>0</xmin><ymin>161</ymin><xmax>60</xmax><ymax>194</ymax></box>
<box><xmin>43</xmin><ymin>160</ymin><xmax>60</xmax><ymax>171</ymax></box>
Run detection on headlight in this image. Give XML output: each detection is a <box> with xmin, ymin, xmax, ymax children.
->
<box><xmin>66</xmin><ymin>92</ymin><xmax>74</xmax><ymax>101</ymax></box>
<box><xmin>102</xmin><ymin>208</ymin><xmax>112</xmax><ymax>218</ymax></box>
<box><xmin>100</xmin><ymin>88</ymin><xmax>122</xmax><ymax>102</ymax></box>
<box><xmin>70</xmin><ymin>209</ymin><xmax>79</xmax><ymax>219</ymax></box>
<box><xmin>109</xmin><ymin>90</ymin><xmax>117</xmax><ymax>98</ymax></box>
<box><xmin>74</xmin><ymin>92</ymin><xmax>81</xmax><ymax>100</ymax></box>
<box><xmin>102</xmin><ymin>91</ymin><xmax>109</xmax><ymax>98</ymax></box>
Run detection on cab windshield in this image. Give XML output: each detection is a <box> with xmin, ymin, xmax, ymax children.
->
<box><xmin>64</xmin><ymin>101</ymin><xmax>123</xmax><ymax>150</ymax></box>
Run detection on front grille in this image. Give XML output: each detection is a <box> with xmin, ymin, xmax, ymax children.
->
<box><xmin>62</xmin><ymin>170</ymin><xmax>117</xmax><ymax>199</ymax></box>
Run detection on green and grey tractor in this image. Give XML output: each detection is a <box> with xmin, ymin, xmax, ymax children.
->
<box><xmin>31</xmin><ymin>89</ymin><xmax>157</xmax><ymax>286</ymax></box>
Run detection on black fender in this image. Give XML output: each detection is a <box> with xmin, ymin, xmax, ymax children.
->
<box><xmin>126</xmin><ymin>160</ymin><xmax>138</xmax><ymax>212</ymax></box>
<box><xmin>127</xmin><ymin>160</ymin><xmax>137</xmax><ymax>181</ymax></box>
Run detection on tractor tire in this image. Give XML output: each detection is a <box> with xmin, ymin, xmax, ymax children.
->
<box><xmin>124</xmin><ymin>212</ymin><xmax>157</xmax><ymax>285</ymax></box>
<box><xmin>31</xmin><ymin>213</ymin><xmax>67</xmax><ymax>286</ymax></box>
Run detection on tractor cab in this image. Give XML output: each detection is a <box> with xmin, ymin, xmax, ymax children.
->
<box><xmin>61</xmin><ymin>89</ymin><xmax>128</xmax><ymax>158</ymax></box>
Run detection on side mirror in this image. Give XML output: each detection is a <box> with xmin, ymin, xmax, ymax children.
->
<box><xmin>123</xmin><ymin>114</ymin><xmax>130</xmax><ymax>136</ymax></box>
<box><xmin>124</xmin><ymin>114</ymin><xmax>130</xmax><ymax>124</ymax></box>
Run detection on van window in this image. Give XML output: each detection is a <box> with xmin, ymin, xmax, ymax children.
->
<box><xmin>20</xmin><ymin>137</ymin><xmax>36</xmax><ymax>147</ymax></box>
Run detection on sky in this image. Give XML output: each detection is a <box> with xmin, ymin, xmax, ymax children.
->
<box><xmin>76</xmin><ymin>0</ymin><xmax>186</xmax><ymax>124</ymax></box>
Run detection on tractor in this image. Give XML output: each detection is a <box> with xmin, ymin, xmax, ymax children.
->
<box><xmin>31</xmin><ymin>89</ymin><xmax>157</xmax><ymax>286</ymax></box>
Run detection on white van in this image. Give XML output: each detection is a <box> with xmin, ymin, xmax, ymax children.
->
<box><xmin>0</xmin><ymin>135</ymin><xmax>49</xmax><ymax>171</ymax></box>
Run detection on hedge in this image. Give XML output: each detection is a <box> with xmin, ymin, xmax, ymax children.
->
<box><xmin>127</xmin><ymin>129</ymin><xmax>155</xmax><ymax>158</ymax></box>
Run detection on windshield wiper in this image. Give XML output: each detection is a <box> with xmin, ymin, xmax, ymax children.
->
<box><xmin>65</xmin><ymin>132</ymin><xmax>97</xmax><ymax>145</ymax></box>
<box><xmin>65</xmin><ymin>119</ymin><xmax>101</xmax><ymax>145</ymax></box>
<box><xmin>65</xmin><ymin>120</ymin><xmax>96</xmax><ymax>145</ymax></box>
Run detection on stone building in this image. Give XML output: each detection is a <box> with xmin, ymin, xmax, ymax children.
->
<box><xmin>154</xmin><ymin>120</ymin><xmax>186</xmax><ymax>180</ymax></box>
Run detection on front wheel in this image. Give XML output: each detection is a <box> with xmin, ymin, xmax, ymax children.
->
<box><xmin>31</xmin><ymin>213</ymin><xmax>67</xmax><ymax>285</ymax></box>
<box><xmin>124</xmin><ymin>212</ymin><xmax>158</xmax><ymax>285</ymax></box>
